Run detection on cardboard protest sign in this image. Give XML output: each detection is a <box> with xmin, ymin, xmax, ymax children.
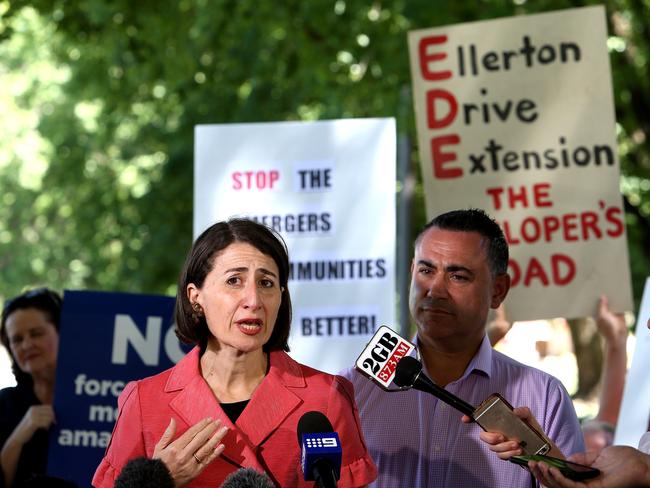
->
<box><xmin>408</xmin><ymin>6</ymin><xmax>633</xmax><ymax>320</ymax></box>
<box><xmin>47</xmin><ymin>290</ymin><xmax>186</xmax><ymax>486</ymax></box>
<box><xmin>194</xmin><ymin>118</ymin><xmax>396</xmax><ymax>373</ymax></box>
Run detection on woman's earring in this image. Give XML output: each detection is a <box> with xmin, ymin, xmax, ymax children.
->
<box><xmin>191</xmin><ymin>302</ymin><xmax>204</xmax><ymax>324</ymax></box>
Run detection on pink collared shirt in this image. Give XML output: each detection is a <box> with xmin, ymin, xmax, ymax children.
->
<box><xmin>343</xmin><ymin>335</ymin><xmax>584</xmax><ymax>488</ymax></box>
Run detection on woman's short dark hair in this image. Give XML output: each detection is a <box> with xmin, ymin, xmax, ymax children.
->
<box><xmin>175</xmin><ymin>218</ymin><xmax>292</xmax><ymax>352</ymax></box>
<box><xmin>0</xmin><ymin>288</ymin><xmax>62</xmax><ymax>385</ymax></box>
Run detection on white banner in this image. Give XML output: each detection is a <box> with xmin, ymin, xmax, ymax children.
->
<box><xmin>614</xmin><ymin>277</ymin><xmax>650</xmax><ymax>447</ymax></box>
<box><xmin>194</xmin><ymin>118</ymin><xmax>396</xmax><ymax>373</ymax></box>
<box><xmin>408</xmin><ymin>6</ymin><xmax>633</xmax><ymax>321</ymax></box>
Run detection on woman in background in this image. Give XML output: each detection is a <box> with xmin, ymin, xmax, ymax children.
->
<box><xmin>0</xmin><ymin>288</ymin><xmax>62</xmax><ymax>487</ymax></box>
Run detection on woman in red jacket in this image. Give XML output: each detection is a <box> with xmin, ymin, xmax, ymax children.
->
<box><xmin>93</xmin><ymin>218</ymin><xmax>376</xmax><ymax>487</ymax></box>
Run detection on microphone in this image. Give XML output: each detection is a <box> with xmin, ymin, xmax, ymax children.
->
<box><xmin>354</xmin><ymin>325</ymin><xmax>417</xmax><ymax>389</ymax></box>
<box><xmin>114</xmin><ymin>457</ymin><xmax>175</xmax><ymax>488</ymax></box>
<box><xmin>297</xmin><ymin>411</ymin><xmax>342</xmax><ymax>488</ymax></box>
<box><xmin>394</xmin><ymin>356</ymin><xmax>475</xmax><ymax>416</ymax></box>
<box><xmin>220</xmin><ymin>468</ymin><xmax>275</xmax><ymax>488</ymax></box>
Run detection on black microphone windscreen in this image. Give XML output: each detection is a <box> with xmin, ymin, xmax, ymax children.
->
<box><xmin>394</xmin><ymin>355</ymin><xmax>422</xmax><ymax>388</ymax></box>
<box><xmin>115</xmin><ymin>457</ymin><xmax>174</xmax><ymax>488</ymax></box>
<box><xmin>296</xmin><ymin>411</ymin><xmax>335</xmax><ymax>445</ymax></box>
<box><xmin>220</xmin><ymin>468</ymin><xmax>275</xmax><ymax>488</ymax></box>
<box><xmin>394</xmin><ymin>355</ymin><xmax>476</xmax><ymax>416</ymax></box>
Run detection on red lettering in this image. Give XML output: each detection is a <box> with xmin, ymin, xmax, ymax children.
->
<box><xmin>486</xmin><ymin>187</ymin><xmax>504</xmax><ymax>210</ymax></box>
<box><xmin>533</xmin><ymin>183</ymin><xmax>552</xmax><ymax>207</ymax></box>
<box><xmin>543</xmin><ymin>216</ymin><xmax>561</xmax><ymax>242</ymax></box>
<box><xmin>580</xmin><ymin>211</ymin><xmax>601</xmax><ymax>239</ymax></box>
<box><xmin>395</xmin><ymin>342</ymin><xmax>409</xmax><ymax>355</ymax></box>
<box><xmin>244</xmin><ymin>172</ymin><xmax>253</xmax><ymax>188</ymax></box>
<box><xmin>524</xmin><ymin>257</ymin><xmax>549</xmax><ymax>286</ymax></box>
<box><xmin>419</xmin><ymin>35</ymin><xmax>451</xmax><ymax>81</ymax></box>
<box><xmin>230</xmin><ymin>170</ymin><xmax>280</xmax><ymax>190</ymax></box>
<box><xmin>377</xmin><ymin>341</ymin><xmax>411</xmax><ymax>383</ymax></box>
<box><xmin>378</xmin><ymin>367</ymin><xmax>391</xmax><ymax>382</ymax></box>
<box><xmin>605</xmin><ymin>207</ymin><xmax>624</xmax><ymax>237</ymax></box>
<box><xmin>521</xmin><ymin>217</ymin><xmax>541</xmax><ymax>243</ymax></box>
<box><xmin>426</xmin><ymin>89</ymin><xmax>457</xmax><ymax>129</ymax></box>
<box><xmin>508</xmin><ymin>186</ymin><xmax>529</xmax><ymax>208</ymax></box>
<box><xmin>232</xmin><ymin>171</ymin><xmax>243</xmax><ymax>190</ymax></box>
<box><xmin>562</xmin><ymin>213</ymin><xmax>579</xmax><ymax>241</ymax></box>
<box><xmin>488</xmin><ymin>184</ymin><xmax>553</xmax><ymax>210</ymax></box>
<box><xmin>431</xmin><ymin>135</ymin><xmax>462</xmax><ymax>179</ymax></box>
<box><xmin>269</xmin><ymin>170</ymin><xmax>280</xmax><ymax>188</ymax></box>
<box><xmin>502</xmin><ymin>221</ymin><xmax>520</xmax><ymax>245</ymax></box>
<box><xmin>509</xmin><ymin>255</ymin><xmax>576</xmax><ymax>287</ymax></box>
<box><xmin>256</xmin><ymin>172</ymin><xmax>265</xmax><ymax>188</ymax></box>
<box><xmin>551</xmin><ymin>253</ymin><xmax>576</xmax><ymax>286</ymax></box>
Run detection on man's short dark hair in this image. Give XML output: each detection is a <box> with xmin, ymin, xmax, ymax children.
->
<box><xmin>175</xmin><ymin>218</ymin><xmax>292</xmax><ymax>352</ymax></box>
<box><xmin>416</xmin><ymin>208</ymin><xmax>509</xmax><ymax>276</ymax></box>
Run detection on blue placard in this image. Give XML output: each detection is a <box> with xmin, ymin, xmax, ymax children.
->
<box><xmin>46</xmin><ymin>290</ymin><xmax>190</xmax><ymax>487</ymax></box>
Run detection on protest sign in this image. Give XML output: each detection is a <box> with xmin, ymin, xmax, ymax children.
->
<box><xmin>47</xmin><ymin>290</ymin><xmax>185</xmax><ymax>486</ymax></box>
<box><xmin>408</xmin><ymin>6</ymin><xmax>633</xmax><ymax>320</ymax></box>
<box><xmin>194</xmin><ymin>118</ymin><xmax>396</xmax><ymax>373</ymax></box>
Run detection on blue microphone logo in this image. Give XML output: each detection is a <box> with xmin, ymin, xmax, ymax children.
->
<box><xmin>305</xmin><ymin>436</ymin><xmax>339</xmax><ymax>449</ymax></box>
<box><xmin>301</xmin><ymin>432</ymin><xmax>342</xmax><ymax>482</ymax></box>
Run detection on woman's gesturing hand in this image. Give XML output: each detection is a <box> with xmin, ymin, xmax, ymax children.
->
<box><xmin>153</xmin><ymin>417</ymin><xmax>228</xmax><ymax>487</ymax></box>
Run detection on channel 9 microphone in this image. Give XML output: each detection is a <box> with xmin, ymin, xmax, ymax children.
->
<box><xmin>297</xmin><ymin>411</ymin><xmax>342</xmax><ymax>488</ymax></box>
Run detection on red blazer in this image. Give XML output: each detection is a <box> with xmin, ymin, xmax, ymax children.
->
<box><xmin>92</xmin><ymin>347</ymin><xmax>377</xmax><ymax>487</ymax></box>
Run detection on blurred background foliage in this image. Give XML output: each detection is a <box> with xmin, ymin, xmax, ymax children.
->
<box><xmin>0</xmin><ymin>0</ymin><xmax>649</xmax><ymax>313</ymax></box>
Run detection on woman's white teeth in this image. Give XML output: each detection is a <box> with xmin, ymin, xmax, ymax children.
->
<box><xmin>241</xmin><ymin>321</ymin><xmax>260</xmax><ymax>327</ymax></box>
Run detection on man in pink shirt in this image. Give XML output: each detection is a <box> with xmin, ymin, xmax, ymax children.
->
<box><xmin>344</xmin><ymin>209</ymin><xmax>584</xmax><ymax>487</ymax></box>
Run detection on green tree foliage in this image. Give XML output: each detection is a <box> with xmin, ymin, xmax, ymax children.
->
<box><xmin>0</xmin><ymin>0</ymin><xmax>648</xmax><ymax>312</ymax></box>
